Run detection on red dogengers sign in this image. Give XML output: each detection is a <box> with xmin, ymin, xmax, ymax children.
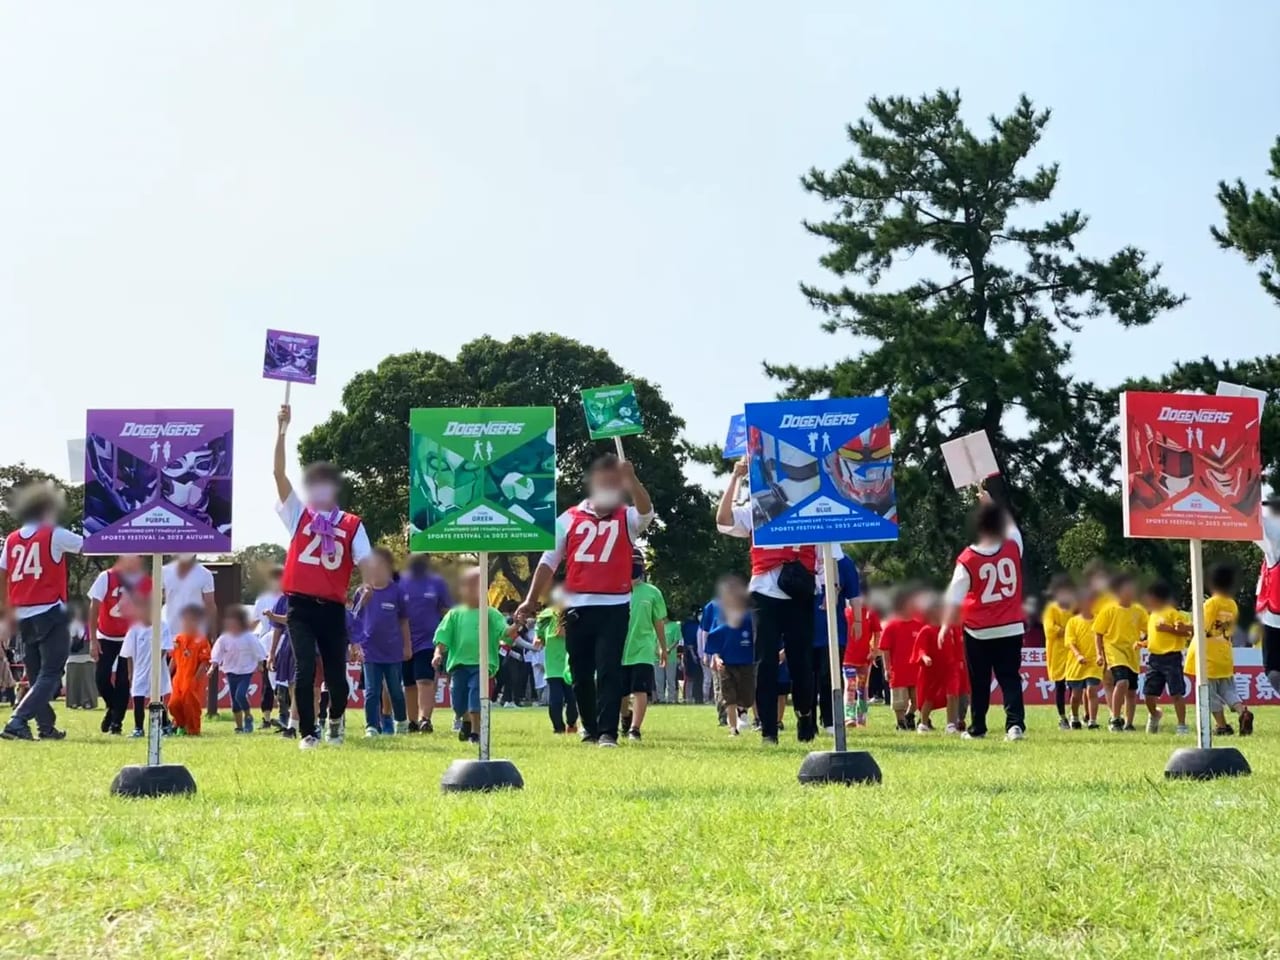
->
<box><xmin>1120</xmin><ymin>391</ymin><xmax>1262</xmax><ymax>541</ymax></box>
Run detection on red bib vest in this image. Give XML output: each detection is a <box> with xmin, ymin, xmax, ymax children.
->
<box><xmin>750</xmin><ymin>544</ymin><xmax>816</xmax><ymax>576</ymax></box>
<box><xmin>282</xmin><ymin>509</ymin><xmax>362</xmax><ymax>604</ymax></box>
<box><xmin>1257</xmin><ymin>559</ymin><xmax>1280</xmax><ymax>616</ymax></box>
<box><xmin>957</xmin><ymin>538</ymin><xmax>1024</xmax><ymax>632</ymax></box>
<box><xmin>563</xmin><ymin>505</ymin><xmax>633</xmax><ymax>596</ymax></box>
<box><xmin>3</xmin><ymin>526</ymin><xmax>67</xmax><ymax>608</ymax></box>
<box><xmin>96</xmin><ymin>568</ymin><xmax>132</xmax><ymax>638</ymax></box>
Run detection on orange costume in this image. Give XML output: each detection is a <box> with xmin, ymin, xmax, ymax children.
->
<box><xmin>170</xmin><ymin>633</ymin><xmax>211</xmax><ymax>735</ymax></box>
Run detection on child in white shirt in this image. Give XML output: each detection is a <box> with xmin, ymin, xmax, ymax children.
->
<box><xmin>211</xmin><ymin>608</ymin><xmax>267</xmax><ymax>733</ymax></box>
<box><xmin>120</xmin><ymin>581</ymin><xmax>174</xmax><ymax>738</ymax></box>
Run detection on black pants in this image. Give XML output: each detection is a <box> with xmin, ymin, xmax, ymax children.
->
<box><xmin>1054</xmin><ymin>679</ymin><xmax>1067</xmax><ymax>716</ymax></box>
<box><xmin>547</xmin><ymin>676</ymin><xmax>579</xmax><ymax>732</ymax></box>
<box><xmin>813</xmin><ymin>644</ymin><xmax>839</xmax><ymax>729</ymax></box>
<box><xmin>259</xmin><ymin>664</ymin><xmax>275</xmax><ymax>713</ymax></box>
<box><xmin>95</xmin><ymin>636</ymin><xmax>131</xmax><ymax>726</ymax></box>
<box><xmin>8</xmin><ymin>607</ymin><xmax>71</xmax><ymax>734</ymax></box>
<box><xmin>963</xmin><ymin>631</ymin><xmax>1025</xmax><ymax>736</ymax></box>
<box><xmin>133</xmin><ymin>696</ymin><xmax>169</xmax><ymax>732</ymax></box>
<box><xmin>753</xmin><ymin>592</ymin><xmax>815</xmax><ymax>740</ymax></box>
<box><xmin>868</xmin><ymin>658</ymin><xmax>888</xmax><ymax>702</ymax></box>
<box><xmin>287</xmin><ymin>594</ymin><xmax>350</xmax><ymax>738</ymax></box>
<box><xmin>565</xmin><ymin>603</ymin><xmax>630</xmax><ymax>741</ymax></box>
<box><xmin>684</xmin><ymin>655</ymin><xmax>704</xmax><ymax>704</ymax></box>
<box><xmin>1263</xmin><ymin>625</ymin><xmax>1280</xmax><ymax>677</ymax></box>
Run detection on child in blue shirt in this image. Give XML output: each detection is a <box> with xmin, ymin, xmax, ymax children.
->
<box><xmin>705</xmin><ymin>579</ymin><xmax>756</xmax><ymax>738</ymax></box>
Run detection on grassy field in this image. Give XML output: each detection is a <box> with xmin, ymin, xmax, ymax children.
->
<box><xmin>2</xmin><ymin>703</ymin><xmax>1279</xmax><ymax>959</ymax></box>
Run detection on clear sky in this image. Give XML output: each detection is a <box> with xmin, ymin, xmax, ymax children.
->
<box><xmin>2</xmin><ymin>2</ymin><xmax>1277</xmax><ymax>549</ymax></box>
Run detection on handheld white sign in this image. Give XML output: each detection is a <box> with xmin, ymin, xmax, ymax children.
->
<box><xmin>940</xmin><ymin>430</ymin><xmax>999</xmax><ymax>489</ymax></box>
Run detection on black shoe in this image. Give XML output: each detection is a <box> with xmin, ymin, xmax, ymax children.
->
<box><xmin>598</xmin><ymin>736</ymin><xmax>619</xmax><ymax>748</ymax></box>
<box><xmin>108</xmin><ymin>724</ymin><xmax>123</xmax><ymax>736</ymax></box>
<box><xmin>100</xmin><ymin>713</ymin><xmax>113</xmax><ymax>734</ymax></box>
<box><xmin>717</xmin><ymin>717</ymin><xmax>728</xmax><ymax>727</ymax></box>
<box><xmin>1</xmin><ymin>725</ymin><xmax>34</xmax><ymax>741</ymax></box>
<box><xmin>1070</xmin><ymin>719</ymin><xmax>1083</xmax><ymax>730</ymax></box>
<box><xmin>905</xmin><ymin>712</ymin><xmax>916</xmax><ymax>728</ymax></box>
<box><xmin>620</xmin><ymin>714</ymin><xmax>632</xmax><ymax>732</ymax></box>
<box><xmin>468</xmin><ymin>733</ymin><xmax>480</xmax><ymax>744</ymax></box>
<box><xmin>627</xmin><ymin>728</ymin><xmax>642</xmax><ymax>742</ymax></box>
<box><xmin>37</xmin><ymin>728</ymin><xmax>66</xmax><ymax>741</ymax></box>
<box><xmin>751</xmin><ymin>719</ymin><xmax>763</xmax><ymax>731</ymax></box>
<box><xmin>761</xmin><ymin>734</ymin><xmax>779</xmax><ymax>745</ymax></box>
<box><xmin>1240</xmin><ymin>710</ymin><xmax>1255</xmax><ymax>736</ymax></box>
<box><xmin>421</xmin><ymin>719</ymin><xmax>434</xmax><ymax>734</ymax></box>
<box><xmin>796</xmin><ymin>714</ymin><xmax>817</xmax><ymax>743</ymax></box>
<box><xmin>280</xmin><ymin>726</ymin><xmax>297</xmax><ymax>739</ymax></box>
<box><xmin>778</xmin><ymin>721</ymin><xmax>785</xmax><ymax>732</ymax></box>
<box><xmin>1215</xmin><ymin>724</ymin><xmax>1235</xmax><ymax>736</ymax></box>
<box><xmin>458</xmin><ymin>720</ymin><xmax>472</xmax><ymax>742</ymax></box>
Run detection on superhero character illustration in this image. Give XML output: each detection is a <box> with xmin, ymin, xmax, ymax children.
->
<box><xmin>264</xmin><ymin>335</ymin><xmax>318</xmax><ymax>379</ymax></box>
<box><xmin>1127</xmin><ymin>420</ymin><xmax>1261</xmax><ymax>517</ymax></box>
<box><xmin>84</xmin><ymin>433</ymin><xmax>158</xmax><ymax>533</ymax></box>
<box><xmin>160</xmin><ymin>435</ymin><xmax>233</xmax><ymax>535</ymax></box>
<box><xmin>827</xmin><ymin>420</ymin><xmax>897</xmax><ymax>521</ymax></box>
<box><xmin>748</xmin><ymin>428</ymin><xmax>820</xmax><ymax>525</ymax></box>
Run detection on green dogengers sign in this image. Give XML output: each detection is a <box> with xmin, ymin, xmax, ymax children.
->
<box><xmin>580</xmin><ymin>382</ymin><xmax>643</xmax><ymax>440</ymax></box>
<box><xmin>409</xmin><ymin>407</ymin><xmax>556</xmax><ymax>553</ymax></box>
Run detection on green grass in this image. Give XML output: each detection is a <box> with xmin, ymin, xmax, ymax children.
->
<box><xmin>2</xmin><ymin>704</ymin><xmax>1279</xmax><ymax>959</ymax></box>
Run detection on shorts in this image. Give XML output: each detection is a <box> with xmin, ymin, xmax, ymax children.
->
<box><xmin>719</xmin><ymin>663</ymin><xmax>756</xmax><ymax>709</ymax></box>
<box><xmin>450</xmin><ymin>665</ymin><xmax>481</xmax><ymax>715</ymax></box>
<box><xmin>403</xmin><ymin>649</ymin><xmax>436</xmax><ymax>685</ymax></box>
<box><xmin>1109</xmin><ymin>665</ymin><xmax>1139</xmax><ymax>687</ymax></box>
<box><xmin>1067</xmin><ymin>677</ymin><xmax>1101</xmax><ymax>691</ymax></box>
<box><xmin>1205</xmin><ymin>677</ymin><xmax>1242</xmax><ymax>712</ymax></box>
<box><xmin>627</xmin><ymin>663</ymin><xmax>655</xmax><ymax>696</ymax></box>
<box><xmin>1142</xmin><ymin>652</ymin><xmax>1186</xmax><ymax>698</ymax></box>
<box><xmin>890</xmin><ymin>686</ymin><xmax>913</xmax><ymax>712</ymax></box>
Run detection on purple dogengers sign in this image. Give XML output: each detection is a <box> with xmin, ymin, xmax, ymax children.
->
<box><xmin>83</xmin><ymin>409</ymin><xmax>234</xmax><ymax>555</ymax></box>
<box><xmin>263</xmin><ymin>329</ymin><xmax>319</xmax><ymax>384</ymax></box>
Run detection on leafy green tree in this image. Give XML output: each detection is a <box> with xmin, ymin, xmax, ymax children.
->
<box><xmin>230</xmin><ymin>542</ymin><xmax>286</xmax><ymax>602</ymax></box>
<box><xmin>1213</xmin><ymin>136</ymin><xmax>1280</xmax><ymax>306</ymax></box>
<box><xmin>771</xmin><ymin>91</ymin><xmax>1184</xmax><ymax>587</ymax></box>
<box><xmin>0</xmin><ymin>463</ymin><xmax>109</xmax><ymax>598</ymax></box>
<box><xmin>299</xmin><ymin>333</ymin><xmax>731</xmax><ymax>603</ymax></box>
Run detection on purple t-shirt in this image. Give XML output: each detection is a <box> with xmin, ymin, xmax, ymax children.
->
<box><xmin>355</xmin><ymin>584</ymin><xmax>407</xmax><ymax>664</ymax></box>
<box><xmin>399</xmin><ymin>572</ymin><xmax>452</xmax><ymax>653</ymax></box>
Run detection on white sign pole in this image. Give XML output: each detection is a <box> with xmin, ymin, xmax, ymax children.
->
<box><xmin>1189</xmin><ymin>538</ymin><xmax>1212</xmax><ymax>748</ymax></box>
<box><xmin>613</xmin><ymin>436</ymin><xmax>626</xmax><ymax>461</ymax></box>
<box><xmin>478</xmin><ymin>551</ymin><xmax>491</xmax><ymax>763</ymax></box>
<box><xmin>147</xmin><ymin>553</ymin><xmax>164</xmax><ymax>767</ymax></box>
<box><xmin>822</xmin><ymin>544</ymin><xmax>846</xmax><ymax>753</ymax></box>
<box><xmin>280</xmin><ymin>382</ymin><xmax>292</xmax><ymax>437</ymax></box>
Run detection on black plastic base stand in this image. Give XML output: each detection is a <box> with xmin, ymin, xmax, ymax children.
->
<box><xmin>440</xmin><ymin>759</ymin><xmax>524</xmax><ymax>792</ymax></box>
<box><xmin>797</xmin><ymin>750</ymin><xmax>882</xmax><ymax>786</ymax></box>
<box><xmin>110</xmin><ymin>764</ymin><xmax>198</xmax><ymax>797</ymax></box>
<box><xmin>1164</xmin><ymin>747</ymin><xmax>1251</xmax><ymax>780</ymax></box>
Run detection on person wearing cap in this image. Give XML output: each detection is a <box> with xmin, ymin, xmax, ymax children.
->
<box><xmin>1</xmin><ymin>483</ymin><xmax>84</xmax><ymax>741</ymax></box>
<box><xmin>1254</xmin><ymin>495</ymin><xmax>1280</xmax><ymax>693</ymax></box>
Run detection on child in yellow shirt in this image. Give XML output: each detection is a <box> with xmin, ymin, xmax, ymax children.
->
<box><xmin>1093</xmin><ymin>573</ymin><xmax>1146</xmax><ymax>732</ymax></box>
<box><xmin>1064</xmin><ymin>592</ymin><xmax>1103</xmax><ymax>730</ymax></box>
<box><xmin>1140</xmin><ymin>581</ymin><xmax>1192</xmax><ymax>735</ymax></box>
<box><xmin>1042</xmin><ymin>574</ymin><xmax>1076</xmax><ymax>731</ymax></box>
<box><xmin>1185</xmin><ymin>565</ymin><xmax>1254</xmax><ymax>736</ymax></box>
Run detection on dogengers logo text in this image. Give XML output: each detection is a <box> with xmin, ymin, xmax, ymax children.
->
<box><xmin>1156</xmin><ymin>407</ymin><xmax>1232</xmax><ymax>425</ymax></box>
<box><xmin>120</xmin><ymin>422</ymin><xmax>205</xmax><ymax>438</ymax></box>
<box><xmin>443</xmin><ymin>421</ymin><xmax>525</xmax><ymax>437</ymax></box>
<box><xmin>778</xmin><ymin>413</ymin><xmax>860</xmax><ymax>429</ymax></box>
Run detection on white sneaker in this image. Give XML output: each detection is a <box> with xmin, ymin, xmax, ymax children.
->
<box><xmin>299</xmin><ymin>734</ymin><xmax>321</xmax><ymax>751</ymax></box>
<box><xmin>326</xmin><ymin>718</ymin><xmax>345</xmax><ymax>745</ymax></box>
<box><xmin>364</xmin><ymin>726</ymin><xmax>379</xmax><ymax>738</ymax></box>
<box><xmin>1146</xmin><ymin>709</ymin><xmax>1162</xmax><ymax>734</ymax></box>
<box><xmin>944</xmin><ymin>723</ymin><xmax>959</xmax><ymax>735</ymax></box>
<box><xmin>1005</xmin><ymin>725</ymin><xmax>1025</xmax><ymax>741</ymax></box>
<box><xmin>1175</xmin><ymin>724</ymin><xmax>1190</xmax><ymax>735</ymax></box>
<box><xmin>823</xmin><ymin>725</ymin><xmax>835</xmax><ymax>735</ymax></box>
<box><xmin>737</xmin><ymin>716</ymin><xmax>751</xmax><ymax>733</ymax></box>
<box><xmin>394</xmin><ymin>720</ymin><xmax>408</xmax><ymax>735</ymax></box>
<box><xmin>916</xmin><ymin>723</ymin><xmax>931</xmax><ymax>734</ymax></box>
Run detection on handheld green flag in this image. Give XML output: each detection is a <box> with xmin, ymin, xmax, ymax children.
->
<box><xmin>580</xmin><ymin>383</ymin><xmax>643</xmax><ymax>440</ymax></box>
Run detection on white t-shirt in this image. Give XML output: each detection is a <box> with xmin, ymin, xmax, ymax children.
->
<box><xmin>120</xmin><ymin>622</ymin><xmax>175</xmax><ymax>698</ymax></box>
<box><xmin>537</xmin><ymin>501</ymin><xmax>654</xmax><ymax>607</ymax></box>
<box><xmin>1256</xmin><ymin>512</ymin><xmax>1280</xmax><ymax>629</ymax></box>
<box><xmin>211</xmin><ymin>630</ymin><xmax>267</xmax><ymax>676</ymax></box>
<box><xmin>161</xmin><ymin>562</ymin><xmax>216</xmax><ymax>633</ymax></box>
<box><xmin>0</xmin><ymin>524</ymin><xmax>84</xmax><ymax>618</ymax></box>
<box><xmin>717</xmin><ymin>504</ymin><xmax>789</xmax><ymax>599</ymax></box>
<box><xmin>275</xmin><ymin>492</ymin><xmax>373</xmax><ymax>566</ymax></box>
<box><xmin>945</xmin><ymin>525</ymin><xmax>1026</xmax><ymax>639</ymax></box>
<box><xmin>251</xmin><ymin>591</ymin><xmax>281</xmax><ymax>638</ymax></box>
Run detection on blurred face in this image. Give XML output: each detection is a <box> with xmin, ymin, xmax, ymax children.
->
<box><xmin>116</xmin><ymin>554</ymin><xmax>142</xmax><ymax>578</ymax></box>
<box><xmin>181</xmin><ymin>612</ymin><xmax>202</xmax><ymax>635</ymax></box>
<box><xmin>1116</xmin><ymin>580</ymin><xmax>1136</xmax><ymax>605</ymax></box>
<box><xmin>409</xmin><ymin>555</ymin><xmax>430</xmax><ymax>577</ymax></box>
<box><xmin>588</xmin><ymin>465</ymin><xmax>624</xmax><ymax>511</ymax></box>
<box><xmin>1053</xmin><ymin>588</ymin><xmax>1075</xmax><ymax>608</ymax></box>
<box><xmin>304</xmin><ymin>477</ymin><xmax>339</xmax><ymax>510</ymax></box>
<box><xmin>459</xmin><ymin>569</ymin><xmax>482</xmax><ymax>607</ymax></box>
<box><xmin>367</xmin><ymin>554</ymin><xmax>393</xmax><ymax>586</ymax></box>
<box><xmin>716</xmin><ymin>580</ymin><xmax>748</xmax><ymax>626</ymax></box>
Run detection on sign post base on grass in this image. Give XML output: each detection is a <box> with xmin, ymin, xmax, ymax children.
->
<box><xmin>438</xmin><ymin>551</ymin><xmax>523</xmax><ymax>793</ymax></box>
<box><xmin>1164</xmin><ymin>746</ymin><xmax>1252</xmax><ymax>781</ymax></box>
<box><xmin>798</xmin><ymin>749</ymin><xmax>882</xmax><ymax>786</ymax></box>
<box><xmin>110</xmin><ymin>555</ymin><xmax>196</xmax><ymax>799</ymax></box>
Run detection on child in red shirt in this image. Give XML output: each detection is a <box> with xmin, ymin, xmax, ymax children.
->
<box><xmin>841</xmin><ymin>604</ymin><xmax>881</xmax><ymax>727</ymax></box>
<box><xmin>878</xmin><ymin>591</ymin><xmax>923</xmax><ymax>730</ymax></box>
<box><xmin>910</xmin><ymin>595</ymin><xmax>961</xmax><ymax>734</ymax></box>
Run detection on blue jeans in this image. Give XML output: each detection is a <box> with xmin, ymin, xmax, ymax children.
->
<box><xmin>450</xmin><ymin>665</ymin><xmax>481</xmax><ymax>717</ymax></box>
<box><xmin>362</xmin><ymin>661</ymin><xmax>406</xmax><ymax>729</ymax></box>
<box><xmin>547</xmin><ymin>676</ymin><xmax>578</xmax><ymax>732</ymax></box>
<box><xmin>226</xmin><ymin>672</ymin><xmax>253</xmax><ymax>713</ymax></box>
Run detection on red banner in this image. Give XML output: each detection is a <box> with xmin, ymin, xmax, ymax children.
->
<box><xmin>1120</xmin><ymin>391</ymin><xmax>1262</xmax><ymax>540</ymax></box>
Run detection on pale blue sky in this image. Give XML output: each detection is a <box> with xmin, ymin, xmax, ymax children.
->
<box><xmin>2</xmin><ymin>2</ymin><xmax>1277</xmax><ymax>548</ymax></box>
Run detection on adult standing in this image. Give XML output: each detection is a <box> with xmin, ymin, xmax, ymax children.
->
<box><xmin>87</xmin><ymin>553</ymin><xmax>143</xmax><ymax>734</ymax></box>
<box><xmin>813</xmin><ymin>550</ymin><xmax>860</xmax><ymax>732</ymax></box>
<box><xmin>943</xmin><ymin>483</ymin><xmax>1026</xmax><ymax>741</ymax></box>
<box><xmin>715</xmin><ymin>458</ymin><xmax>817</xmax><ymax>744</ymax></box>
<box><xmin>1</xmin><ymin>483</ymin><xmax>83</xmax><ymax>741</ymax></box>
<box><xmin>1253</xmin><ymin>496</ymin><xmax>1280</xmax><ymax>694</ymax></box>
<box><xmin>250</xmin><ymin>566</ymin><xmax>283</xmax><ymax>728</ymax></box>
<box><xmin>517</xmin><ymin>453</ymin><xmax>654</xmax><ymax>748</ymax></box>
<box><xmin>160</xmin><ymin>553</ymin><xmax>219</xmax><ymax>716</ymax></box>
<box><xmin>399</xmin><ymin>553</ymin><xmax>451</xmax><ymax>732</ymax></box>
<box><xmin>274</xmin><ymin>404</ymin><xmax>373</xmax><ymax>749</ymax></box>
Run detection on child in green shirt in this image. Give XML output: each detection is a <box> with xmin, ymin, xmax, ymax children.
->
<box><xmin>432</xmin><ymin>567</ymin><xmax>510</xmax><ymax>744</ymax></box>
<box><xmin>620</xmin><ymin>560</ymin><xmax>668</xmax><ymax>741</ymax></box>
<box><xmin>533</xmin><ymin>583</ymin><xmax>578</xmax><ymax>735</ymax></box>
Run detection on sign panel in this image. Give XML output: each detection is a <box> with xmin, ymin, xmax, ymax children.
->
<box><xmin>580</xmin><ymin>383</ymin><xmax>643</xmax><ymax>440</ymax></box>
<box><xmin>1120</xmin><ymin>391</ymin><xmax>1261</xmax><ymax>540</ymax></box>
<box><xmin>1216</xmin><ymin>380</ymin><xmax>1267</xmax><ymax>414</ymax></box>
<box><xmin>84</xmin><ymin>409</ymin><xmax>234</xmax><ymax>554</ymax></box>
<box><xmin>263</xmin><ymin>329</ymin><xmax>320</xmax><ymax>384</ymax></box>
<box><xmin>409</xmin><ymin>407</ymin><xmax>556</xmax><ymax>552</ymax></box>
<box><xmin>743</xmin><ymin>397</ymin><xmax>898</xmax><ymax>546</ymax></box>
<box><xmin>723</xmin><ymin>413</ymin><xmax>747</xmax><ymax>458</ymax></box>
<box><xmin>940</xmin><ymin>430</ymin><xmax>999</xmax><ymax>489</ymax></box>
